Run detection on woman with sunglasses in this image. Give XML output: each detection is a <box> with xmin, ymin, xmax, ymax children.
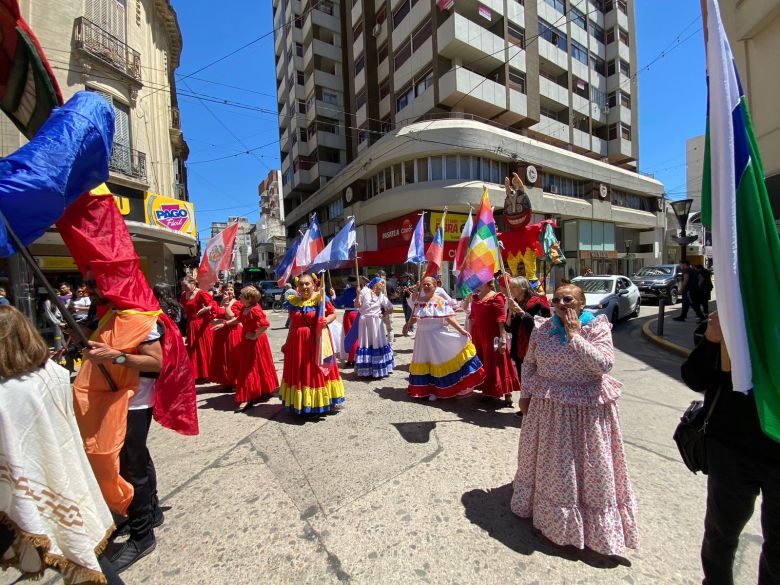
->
<box><xmin>510</xmin><ymin>284</ymin><xmax>638</xmax><ymax>557</ymax></box>
<box><xmin>468</xmin><ymin>278</ymin><xmax>520</xmax><ymax>405</ymax></box>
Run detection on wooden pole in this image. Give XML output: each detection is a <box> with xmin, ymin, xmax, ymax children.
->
<box><xmin>0</xmin><ymin>209</ymin><xmax>118</xmax><ymax>391</ymax></box>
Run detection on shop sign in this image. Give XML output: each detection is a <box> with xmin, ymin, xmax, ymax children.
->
<box><xmin>428</xmin><ymin>212</ymin><xmax>469</xmax><ymax>242</ymax></box>
<box><xmin>580</xmin><ymin>250</ymin><xmax>618</xmax><ymax>259</ymax></box>
<box><xmin>144</xmin><ymin>192</ymin><xmax>197</xmax><ymax>238</ymax></box>
<box><xmin>376</xmin><ymin>211</ymin><xmax>421</xmax><ymax>249</ymax></box>
<box><xmin>33</xmin><ymin>256</ymin><xmax>79</xmax><ymax>271</ymax></box>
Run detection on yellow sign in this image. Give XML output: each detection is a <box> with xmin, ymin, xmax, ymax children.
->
<box><xmin>428</xmin><ymin>212</ymin><xmax>469</xmax><ymax>242</ymax></box>
<box><xmin>144</xmin><ymin>192</ymin><xmax>197</xmax><ymax>238</ymax></box>
<box><xmin>34</xmin><ymin>256</ymin><xmax>79</xmax><ymax>271</ymax></box>
<box><xmin>113</xmin><ymin>195</ymin><xmax>131</xmax><ymax>215</ymax></box>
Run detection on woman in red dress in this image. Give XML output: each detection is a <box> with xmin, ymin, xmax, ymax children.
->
<box><xmin>210</xmin><ymin>284</ymin><xmax>244</xmax><ymax>387</ymax></box>
<box><xmin>469</xmin><ymin>279</ymin><xmax>520</xmax><ymax>404</ymax></box>
<box><xmin>234</xmin><ymin>286</ymin><xmax>279</xmax><ymax>411</ymax></box>
<box><xmin>180</xmin><ymin>276</ymin><xmax>217</xmax><ymax>382</ymax></box>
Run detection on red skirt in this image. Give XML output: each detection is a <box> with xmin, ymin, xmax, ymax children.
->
<box><xmin>186</xmin><ymin>316</ymin><xmax>215</xmax><ymax>380</ymax></box>
<box><xmin>234</xmin><ymin>332</ymin><xmax>279</xmax><ymax>403</ymax></box>
<box><xmin>209</xmin><ymin>324</ymin><xmax>242</xmax><ymax>385</ymax></box>
<box><xmin>471</xmin><ymin>331</ymin><xmax>520</xmax><ymax>399</ymax></box>
<box><xmin>342</xmin><ymin>310</ymin><xmax>358</xmax><ymax>362</ymax></box>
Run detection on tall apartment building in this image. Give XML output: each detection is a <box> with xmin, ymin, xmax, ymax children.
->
<box><xmin>0</xmin><ymin>0</ymin><xmax>195</xmax><ymax>292</ymax></box>
<box><xmin>273</xmin><ymin>0</ymin><xmax>665</xmax><ymax>282</ymax></box>
<box><xmin>253</xmin><ymin>170</ymin><xmax>288</xmax><ymax>269</ymax></box>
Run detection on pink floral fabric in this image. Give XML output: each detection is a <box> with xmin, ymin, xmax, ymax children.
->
<box><xmin>510</xmin><ymin>314</ymin><xmax>639</xmax><ymax>556</ymax></box>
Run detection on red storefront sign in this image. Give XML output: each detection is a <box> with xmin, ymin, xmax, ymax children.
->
<box><xmin>376</xmin><ymin>211</ymin><xmax>422</xmax><ymax>250</ymax></box>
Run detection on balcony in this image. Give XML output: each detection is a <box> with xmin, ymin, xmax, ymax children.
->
<box><xmin>437</xmin><ymin>13</ymin><xmax>505</xmax><ymax>71</ymax></box>
<box><xmin>439</xmin><ymin>67</ymin><xmax>507</xmax><ymax>117</ymax></box>
<box><xmin>74</xmin><ymin>17</ymin><xmax>141</xmax><ymax>85</ymax></box>
<box><xmin>109</xmin><ymin>143</ymin><xmax>147</xmax><ymax>183</ymax></box>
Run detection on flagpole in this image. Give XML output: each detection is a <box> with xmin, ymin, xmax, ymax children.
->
<box><xmin>0</xmin><ymin>209</ymin><xmax>118</xmax><ymax>391</ymax></box>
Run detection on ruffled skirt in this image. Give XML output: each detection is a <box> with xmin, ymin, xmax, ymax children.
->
<box><xmin>355</xmin><ymin>314</ymin><xmax>394</xmax><ymax>378</ymax></box>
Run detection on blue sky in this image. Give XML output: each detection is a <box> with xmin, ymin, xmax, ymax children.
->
<box><xmin>173</xmin><ymin>0</ymin><xmax>708</xmax><ymax>245</ymax></box>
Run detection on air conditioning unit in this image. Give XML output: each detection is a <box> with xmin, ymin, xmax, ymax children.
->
<box><xmin>549</xmin><ymin>184</ymin><xmax>559</xmax><ymax>194</ymax></box>
<box><xmin>372</xmin><ymin>24</ymin><xmax>382</xmax><ymax>37</ymax></box>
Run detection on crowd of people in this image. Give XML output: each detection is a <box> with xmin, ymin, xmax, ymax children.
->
<box><xmin>3</xmin><ymin>257</ymin><xmax>774</xmax><ymax>585</ymax></box>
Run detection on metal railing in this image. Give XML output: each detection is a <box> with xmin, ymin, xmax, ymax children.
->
<box><xmin>74</xmin><ymin>17</ymin><xmax>141</xmax><ymax>83</ymax></box>
<box><xmin>109</xmin><ymin>143</ymin><xmax>147</xmax><ymax>182</ymax></box>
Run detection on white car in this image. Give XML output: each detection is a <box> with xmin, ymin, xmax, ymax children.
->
<box><xmin>571</xmin><ymin>275</ymin><xmax>641</xmax><ymax>323</ymax></box>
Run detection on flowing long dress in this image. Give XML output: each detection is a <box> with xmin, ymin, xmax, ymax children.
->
<box><xmin>181</xmin><ymin>289</ymin><xmax>217</xmax><ymax>380</ymax></box>
<box><xmin>356</xmin><ymin>287</ymin><xmax>395</xmax><ymax>378</ymax></box>
<box><xmin>510</xmin><ymin>314</ymin><xmax>639</xmax><ymax>556</ymax></box>
<box><xmin>210</xmin><ymin>299</ymin><xmax>244</xmax><ymax>386</ymax></box>
<box><xmin>407</xmin><ymin>296</ymin><xmax>486</xmax><ymax>399</ymax></box>
<box><xmin>469</xmin><ymin>292</ymin><xmax>520</xmax><ymax>398</ymax></box>
<box><xmin>234</xmin><ymin>304</ymin><xmax>279</xmax><ymax>404</ymax></box>
<box><xmin>280</xmin><ymin>293</ymin><xmax>345</xmax><ymax>414</ymax></box>
<box><xmin>335</xmin><ymin>286</ymin><xmax>359</xmax><ymax>362</ymax></box>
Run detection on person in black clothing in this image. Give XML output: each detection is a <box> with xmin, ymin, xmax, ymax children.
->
<box><xmin>681</xmin><ymin>311</ymin><xmax>780</xmax><ymax>585</ymax></box>
<box><xmin>694</xmin><ymin>264</ymin><xmax>713</xmax><ymax>317</ymax></box>
<box><xmin>505</xmin><ymin>276</ymin><xmax>551</xmax><ymax>417</ymax></box>
<box><xmin>400</xmin><ymin>273</ymin><xmax>416</xmax><ymax>333</ymax></box>
<box><xmin>674</xmin><ymin>259</ymin><xmax>706</xmax><ymax>322</ymax></box>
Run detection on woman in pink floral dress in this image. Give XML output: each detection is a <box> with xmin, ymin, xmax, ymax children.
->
<box><xmin>510</xmin><ymin>283</ymin><xmax>639</xmax><ymax>556</ymax></box>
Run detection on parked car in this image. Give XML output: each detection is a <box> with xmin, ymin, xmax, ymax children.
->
<box><xmin>630</xmin><ymin>264</ymin><xmax>682</xmax><ymax>304</ymax></box>
<box><xmin>571</xmin><ymin>275</ymin><xmax>641</xmax><ymax>323</ymax></box>
<box><xmin>258</xmin><ymin>280</ymin><xmax>284</xmax><ymax>308</ymax></box>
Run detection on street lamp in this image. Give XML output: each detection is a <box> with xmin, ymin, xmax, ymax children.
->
<box><xmin>624</xmin><ymin>239</ymin><xmax>632</xmax><ymax>275</ymax></box>
<box><xmin>670</xmin><ymin>198</ymin><xmax>697</xmax><ymax>261</ymax></box>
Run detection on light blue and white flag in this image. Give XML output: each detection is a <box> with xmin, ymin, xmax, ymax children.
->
<box><xmin>406</xmin><ymin>212</ymin><xmax>426</xmax><ymax>264</ymax></box>
<box><xmin>308</xmin><ymin>217</ymin><xmax>357</xmax><ymax>273</ymax></box>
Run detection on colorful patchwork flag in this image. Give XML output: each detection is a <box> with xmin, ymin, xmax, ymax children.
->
<box><xmin>452</xmin><ymin>209</ymin><xmax>473</xmax><ymax>277</ymax></box>
<box><xmin>455</xmin><ymin>188</ymin><xmax>499</xmax><ymax>297</ymax></box>
<box><xmin>701</xmin><ymin>0</ymin><xmax>780</xmax><ymax>441</ymax></box>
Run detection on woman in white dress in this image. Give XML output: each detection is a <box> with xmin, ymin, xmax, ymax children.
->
<box><xmin>403</xmin><ymin>276</ymin><xmax>485</xmax><ymax>400</ymax></box>
<box><xmin>355</xmin><ymin>277</ymin><xmax>394</xmax><ymax>378</ymax></box>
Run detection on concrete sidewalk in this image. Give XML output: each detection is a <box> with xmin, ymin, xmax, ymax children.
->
<box><xmin>642</xmin><ymin>301</ymin><xmax>717</xmax><ymax>357</ymax></box>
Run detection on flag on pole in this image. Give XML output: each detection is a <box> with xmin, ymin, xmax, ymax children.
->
<box><xmin>274</xmin><ymin>236</ymin><xmax>301</xmax><ymax>287</ymax></box>
<box><xmin>424</xmin><ymin>211</ymin><xmax>446</xmax><ymax>277</ymax></box>
<box><xmin>406</xmin><ymin>212</ymin><xmax>426</xmax><ymax>264</ymax></box>
<box><xmin>197</xmin><ymin>223</ymin><xmax>239</xmax><ymax>290</ymax></box>
<box><xmin>291</xmin><ymin>214</ymin><xmax>325</xmax><ymax>277</ymax></box>
<box><xmin>455</xmin><ymin>188</ymin><xmax>500</xmax><ymax>297</ymax></box>
<box><xmin>452</xmin><ymin>209</ymin><xmax>473</xmax><ymax>277</ymax></box>
<box><xmin>308</xmin><ymin>217</ymin><xmax>356</xmax><ymax>273</ymax></box>
<box><xmin>702</xmin><ymin>0</ymin><xmax>780</xmax><ymax>441</ymax></box>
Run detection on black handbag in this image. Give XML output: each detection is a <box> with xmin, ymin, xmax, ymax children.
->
<box><xmin>673</xmin><ymin>388</ymin><xmax>721</xmax><ymax>474</ymax></box>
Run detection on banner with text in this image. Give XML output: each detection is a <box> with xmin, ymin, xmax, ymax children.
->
<box><xmin>144</xmin><ymin>192</ymin><xmax>197</xmax><ymax>238</ymax></box>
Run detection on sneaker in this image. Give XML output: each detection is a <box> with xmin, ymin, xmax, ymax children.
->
<box><xmin>672</xmin><ymin>317</ymin><xmax>686</xmax><ymax>322</ymax></box>
<box><xmin>110</xmin><ymin>533</ymin><xmax>156</xmax><ymax>573</ymax></box>
<box><xmin>428</xmin><ymin>395</ymin><xmax>437</xmax><ymax>402</ymax></box>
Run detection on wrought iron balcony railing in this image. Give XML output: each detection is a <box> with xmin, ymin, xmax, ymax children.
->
<box><xmin>74</xmin><ymin>17</ymin><xmax>142</xmax><ymax>83</ymax></box>
<box><xmin>109</xmin><ymin>143</ymin><xmax>147</xmax><ymax>182</ymax></box>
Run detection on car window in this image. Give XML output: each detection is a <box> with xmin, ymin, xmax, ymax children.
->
<box><xmin>619</xmin><ymin>278</ymin><xmax>630</xmax><ymax>289</ymax></box>
<box><xmin>572</xmin><ymin>278</ymin><xmax>613</xmax><ymax>294</ymax></box>
<box><xmin>635</xmin><ymin>266</ymin><xmax>672</xmax><ymax>276</ymax></box>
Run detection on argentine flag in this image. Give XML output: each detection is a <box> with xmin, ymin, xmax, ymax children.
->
<box><xmin>702</xmin><ymin>0</ymin><xmax>780</xmax><ymax>441</ymax></box>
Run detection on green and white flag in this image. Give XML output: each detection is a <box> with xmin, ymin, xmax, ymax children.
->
<box><xmin>702</xmin><ymin>0</ymin><xmax>780</xmax><ymax>442</ymax></box>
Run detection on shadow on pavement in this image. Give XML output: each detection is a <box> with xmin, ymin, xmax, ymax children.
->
<box><xmin>610</xmin><ymin>312</ymin><xmax>683</xmax><ymax>380</ymax></box>
<box><xmin>461</xmin><ymin>483</ymin><xmax>630</xmax><ymax>569</ymax></box>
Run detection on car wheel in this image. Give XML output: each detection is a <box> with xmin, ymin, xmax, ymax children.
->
<box><xmin>668</xmin><ymin>287</ymin><xmax>678</xmax><ymax>305</ymax></box>
<box><xmin>632</xmin><ymin>297</ymin><xmax>641</xmax><ymax>317</ymax></box>
<box><xmin>611</xmin><ymin>306</ymin><xmax>619</xmax><ymax>324</ymax></box>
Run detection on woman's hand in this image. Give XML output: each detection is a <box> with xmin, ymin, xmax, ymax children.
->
<box><xmin>704</xmin><ymin>311</ymin><xmax>722</xmax><ymax>343</ymax></box>
<box><xmin>497</xmin><ymin>337</ymin><xmax>507</xmax><ymax>354</ymax></box>
<box><xmin>196</xmin><ymin>306</ymin><xmax>211</xmax><ymax>317</ymax></box>
<box><xmin>212</xmin><ymin>321</ymin><xmax>225</xmax><ymax>331</ymax></box>
<box><xmin>564</xmin><ymin>307</ymin><xmax>582</xmax><ymax>339</ymax></box>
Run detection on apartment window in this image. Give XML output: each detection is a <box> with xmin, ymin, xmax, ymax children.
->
<box><xmin>590</xmin><ymin>22</ymin><xmax>604</xmax><ymax>43</ymax></box>
<box><xmin>618</xmin><ymin>0</ymin><xmax>627</xmax><ymax>14</ymax></box>
<box><xmin>404</xmin><ymin>160</ymin><xmax>415</xmax><ymax>184</ymax></box>
<box><xmin>356</xmin><ymin>88</ymin><xmax>367</xmax><ymax>110</ymax></box>
<box><xmin>430</xmin><ymin>156</ymin><xmax>443</xmax><ymax>180</ymax></box>
<box><xmin>393</xmin><ymin>164</ymin><xmax>402</xmax><ymax>188</ymax></box>
<box><xmin>416</xmin><ymin>158</ymin><xmax>428</xmax><ymax>182</ymax></box>
<box><xmin>295</xmin><ymin>42</ymin><xmax>304</xmax><ymax>57</ymax></box>
<box><xmin>606</xmin><ymin>27</ymin><xmax>615</xmax><ymax>44</ymax></box>
<box><xmin>296</xmin><ymin>71</ymin><xmax>305</xmax><ymax>85</ymax></box>
<box><xmin>538</xmin><ymin>18</ymin><xmax>567</xmax><ymax>52</ymax></box>
<box><xmin>358</xmin><ymin>126</ymin><xmax>368</xmax><ymax>144</ymax></box>
<box><xmin>412</xmin><ymin>17</ymin><xmax>432</xmax><ymax>49</ymax></box>
<box><xmin>591</xmin><ymin>53</ymin><xmax>606</xmax><ymax>76</ymax></box>
<box><xmin>318</xmin><ymin>117</ymin><xmax>339</xmax><ymax>134</ymax></box>
<box><xmin>542</xmin><ymin>172</ymin><xmax>588</xmax><ymax>198</ymax></box>
<box><xmin>603</xmin><ymin>0</ymin><xmax>613</xmax><ymax>11</ymax></box>
<box><xmin>508</xmin><ymin>68</ymin><xmax>526</xmax><ymax>93</ymax></box>
<box><xmin>328</xmin><ymin>198</ymin><xmax>344</xmax><ymax>219</ymax></box>
<box><xmin>287</xmin><ymin>47</ymin><xmax>293</xmax><ymax>63</ymax></box>
<box><xmin>378</xmin><ymin>42</ymin><xmax>388</xmax><ymax>63</ymax></box>
<box><xmin>299</xmin><ymin>128</ymin><xmax>308</xmax><ymax>142</ymax></box>
<box><xmin>297</xmin><ymin>99</ymin><xmax>306</xmax><ymax>114</ymax></box>
<box><xmin>543</xmin><ymin>0</ymin><xmax>565</xmax><ymax>13</ymax></box>
<box><xmin>319</xmin><ymin>1</ymin><xmax>334</xmax><ymax>16</ymax></box>
<box><xmin>377</xmin><ymin>170</ymin><xmax>386</xmax><ymax>193</ymax></box>
<box><xmin>608</xmin><ymin>123</ymin><xmax>617</xmax><ymax>140</ymax></box>
<box><xmin>392</xmin><ymin>0</ymin><xmax>411</xmax><ymax>29</ymax></box>
<box><xmin>380</xmin><ymin>116</ymin><xmax>391</xmax><ymax>133</ymax></box>
<box><xmin>571</xmin><ymin>40</ymin><xmax>588</xmax><ymax>65</ymax></box>
<box><xmin>395</xmin><ymin>84</ymin><xmax>414</xmax><ymax>112</ymax></box>
<box><xmin>507</xmin><ymin>22</ymin><xmax>525</xmax><ymax>47</ymax></box>
<box><xmin>619</xmin><ymin>59</ymin><xmax>630</xmax><ymax>76</ymax></box>
<box><xmin>607</xmin><ymin>59</ymin><xmax>616</xmax><ymax>76</ymax></box>
<box><xmin>621</xmin><ymin>124</ymin><xmax>631</xmax><ymax>140</ymax></box>
<box><xmin>619</xmin><ymin>27</ymin><xmax>629</xmax><ymax>46</ymax></box>
<box><xmin>414</xmin><ymin>69</ymin><xmax>433</xmax><ymax>97</ymax></box>
<box><xmin>291</xmin><ymin>131</ymin><xmax>298</xmax><ymax>147</ymax></box>
<box><xmin>355</xmin><ymin>54</ymin><xmax>365</xmax><ymax>75</ymax></box>
<box><xmin>571</xmin><ymin>7</ymin><xmax>586</xmax><ymax>30</ymax></box>
<box><xmin>607</xmin><ymin>91</ymin><xmax>617</xmax><ymax>108</ymax></box>
<box><xmin>322</xmin><ymin>90</ymin><xmax>338</xmax><ymax>105</ymax></box>
<box><xmin>379</xmin><ymin>79</ymin><xmax>390</xmax><ymax>99</ymax></box>
<box><xmin>573</xmin><ymin>76</ymin><xmax>588</xmax><ymax>98</ymax></box>
<box><xmin>320</xmin><ymin>147</ymin><xmax>341</xmax><ymax>163</ymax></box>
<box><xmin>376</xmin><ymin>5</ymin><xmax>386</xmax><ymax>23</ymax></box>
<box><xmin>620</xmin><ymin>92</ymin><xmax>631</xmax><ymax>109</ymax></box>
<box><xmin>353</xmin><ymin>20</ymin><xmax>364</xmax><ymax>39</ymax></box>
<box><xmin>445</xmin><ymin>155</ymin><xmax>458</xmax><ymax>180</ymax></box>
<box><xmin>294</xmin><ymin>15</ymin><xmax>303</xmax><ymax>28</ymax></box>
<box><xmin>394</xmin><ymin>38</ymin><xmax>412</xmax><ymax>69</ymax></box>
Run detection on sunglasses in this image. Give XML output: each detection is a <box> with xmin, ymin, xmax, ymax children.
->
<box><xmin>551</xmin><ymin>295</ymin><xmax>577</xmax><ymax>305</ymax></box>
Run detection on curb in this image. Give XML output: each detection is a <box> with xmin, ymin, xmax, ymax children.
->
<box><xmin>641</xmin><ymin>320</ymin><xmax>692</xmax><ymax>358</ymax></box>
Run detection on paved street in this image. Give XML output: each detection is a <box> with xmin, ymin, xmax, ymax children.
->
<box><xmin>8</xmin><ymin>305</ymin><xmax>763</xmax><ymax>585</ymax></box>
